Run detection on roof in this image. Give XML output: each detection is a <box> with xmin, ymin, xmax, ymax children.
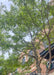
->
<box><xmin>40</xmin><ymin>43</ymin><xmax>54</xmax><ymax>59</ymax></box>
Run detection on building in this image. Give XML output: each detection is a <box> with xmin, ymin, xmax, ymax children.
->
<box><xmin>49</xmin><ymin>0</ymin><xmax>54</xmax><ymax>5</ymax></box>
<box><xmin>40</xmin><ymin>43</ymin><xmax>54</xmax><ymax>74</ymax></box>
<box><xmin>20</xmin><ymin>43</ymin><xmax>54</xmax><ymax>75</ymax></box>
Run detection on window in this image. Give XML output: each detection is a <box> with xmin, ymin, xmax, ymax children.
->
<box><xmin>51</xmin><ymin>60</ymin><xmax>54</xmax><ymax>69</ymax></box>
<box><xmin>43</xmin><ymin>41</ymin><xmax>48</xmax><ymax>48</ymax></box>
<box><xmin>29</xmin><ymin>51</ymin><xmax>33</xmax><ymax>56</ymax></box>
<box><xmin>15</xmin><ymin>68</ymin><xmax>18</xmax><ymax>72</ymax></box>
<box><xmin>29</xmin><ymin>51</ymin><xmax>34</xmax><ymax>62</ymax></box>
<box><xmin>10</xmin><ymin>73</ymin><xmax>13</xmax><ymax>75</ymax></box>
<box><xmin>47</xmin><ymin>60</ymin><xmax>54</xmax><ymax>70</ymax></box>
<box><xmin>22</xmin><ymin>57</ymin><xmax>25</xmax><ymax>64</ymax></box>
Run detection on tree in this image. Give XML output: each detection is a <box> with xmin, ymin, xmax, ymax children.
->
<box><xmin>2</xmin><ymin>0</ymin><xmax>42</xmax><ymax>74</ymax></box>
<box><xmin>0</xmin><ymin>0</ymin><xmax>54</xmax><ymax>75</ymax></box>
<box><xmin>39</xmin><ymin>0</ymin><xmax>54</xmax><ymax>74</ymax></box>
<box><xmin>0</xmin><ymin>53</ymin><xmax>21</xmax><ymax>75</ymax></box>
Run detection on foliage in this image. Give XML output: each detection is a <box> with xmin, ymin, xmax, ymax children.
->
<box><xmin>0</xmin><ymin>0</ymin><xmax>54</xmax><ymax>74</ymax></box>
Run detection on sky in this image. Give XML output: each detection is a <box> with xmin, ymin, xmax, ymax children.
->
<box><xmin>0</xmin><ymin>0</ymin><xmax>13</xmax><ymax>59</ymax></box>
<box><xmin>0</xmin><ymin>0</ymin><xmax>31</xmax><ymax>59</ymax></box>
<box><xmin>0</xmin><ymin>0</ymin><xmax>50</xmax><ymax>10</ymax></box>
<box><xmin>0</xmin><ymin>0</ymin><xmax>12</xmax><ymax>11</ymax></box>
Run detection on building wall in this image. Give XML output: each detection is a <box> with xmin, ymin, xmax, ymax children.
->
<box><xmin>18</xmin><ymin>39</ymin><xmax>47</xmax><ymax>74</ymax></box>
<box><xmin>50</xmin><ymin>0</ymin><xmax>54</xmax><ymax>5</ymax></box>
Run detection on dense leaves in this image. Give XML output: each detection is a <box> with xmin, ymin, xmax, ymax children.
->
<box><xmin>0</xmin><ymin>0</ymin><xmax>54</xmax><ymax>74</ymax></box>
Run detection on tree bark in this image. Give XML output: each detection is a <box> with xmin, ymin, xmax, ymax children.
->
<box><xmin>46</xmin><ymin>36</ymin><xmax>51</xmax><ymax>75</ymax></box>
<box><xmin>32</xmin><ymin>41</ymin><xmax>41</xmax><ymax>75</ymax></box>
<box><xmin>46</xmin><ymin>67</ymin><xmax>49</xmax><ymax>75</ymax></box>
<box><xmin>47</xmin><ymin>36</ymin><xmax>51</xmax><ymax>69</ymax></box>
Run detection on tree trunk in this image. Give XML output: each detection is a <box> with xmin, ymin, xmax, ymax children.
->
<box><xmin>32</xmin><ymin>42</ymin><xmax>41</xmax><ymax>75</ymax></box>
<box><xmin>46</xmin><ymin>67</ymin><xmax>49</xmax><ymax>75</ymax></box>
<box><xmin>36</xmin><ymin>61</ymin><xmax>41</xmax><ymax>75</ymax></box>
<box><xmin>35</xmin><ymin>52</ymin><xmax>41</xmax><ymax>75</ymax></box>
<box><xmin>46</xmin><ymin>36</ymin><xmax>51</xmax><ymax>75</ymax></box>
<box><xmin>47</xmin><ymin>36</ymin><xmax>51</xmax><ymax>69</ymax></box>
